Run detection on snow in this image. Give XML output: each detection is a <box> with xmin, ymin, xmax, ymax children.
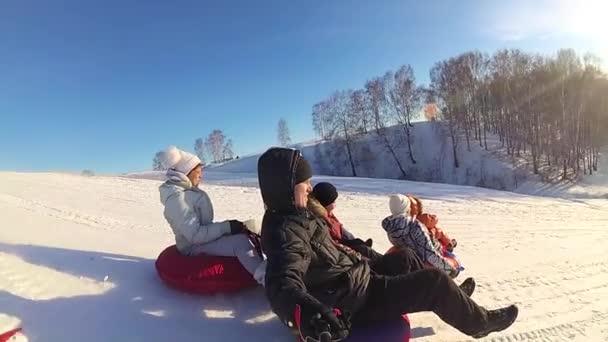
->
<box><xmin>515</xmin><ymin>149</ymin><xmax>608</xmax><ymax>201</ymax></box>
<box><xmin>1</xmin><ymin>171</ymin><xmax>608</xmax><ymax>341</ymax></box>
<box><xmin>205</xmin><ymin>122</ymin><xmax>608</xmax><ymax>200</ymax></box>
<box><xmin>208</xmin><ymin>122</ymin><xmax>527</xmax><ymax>191</ymax></box>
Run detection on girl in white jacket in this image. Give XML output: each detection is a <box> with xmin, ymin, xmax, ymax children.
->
<box><xmin>158</xmin><ymin>146</ymin><xmax>265</xmax><ymax>285</ymax></box>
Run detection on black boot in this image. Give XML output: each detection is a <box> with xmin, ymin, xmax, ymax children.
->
<box><xmin>472</xmin><ymin>305</ymin><xmax>518</xmax><ymax>339</ymax></box>
<box><xmin>459</xmin><ymin>277</ymin><xmax>476</xmax><ymax>297</ymax></box>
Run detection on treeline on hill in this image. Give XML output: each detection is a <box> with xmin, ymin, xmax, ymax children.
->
<box><xmin>152</xmin><ymin>129</ymin><xmax>235</xmax><ymax>171</ymax></box>
<box><xmin>312</xmin><ymin>48</ymin><xmax>608</xmax><ymax>180</ymax></box>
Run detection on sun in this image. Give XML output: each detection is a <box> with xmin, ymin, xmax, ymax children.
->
<box><xmin>566</xmin><ymin>0</ymin><xmax>608</xmax><ymax>65</ymax></box>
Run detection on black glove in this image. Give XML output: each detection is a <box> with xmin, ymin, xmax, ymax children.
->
<box><xmin>340</xmin><ymin>238</ymin><xmax>380</xmax><ymax>260</ymax></box>
<box><xmin>229</xmin><ymin>220</ymin><xmax>246</xmax><ymax>234</ymax></box>
<box><xmin>296</xmin><ymin>302</ymin><xmax>350</xmax><ymax>342</ymax></box>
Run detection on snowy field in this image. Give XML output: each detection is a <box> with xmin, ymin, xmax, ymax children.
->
<box><xmin>1</xmin><ymin>171</ymin><xmax>607</xmax><ymax>341</ymax></box>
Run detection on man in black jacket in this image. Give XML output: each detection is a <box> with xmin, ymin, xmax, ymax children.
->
<box><xmin>258</xmin><ymin>147</ymin><xmax>518</xmax><ymax>341</ymax></box>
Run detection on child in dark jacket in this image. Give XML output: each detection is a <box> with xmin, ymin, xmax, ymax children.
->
<box><xmin>308</xmin><ymin>182</ymin><xmax>378</xmax><ymax>260</ymax></box>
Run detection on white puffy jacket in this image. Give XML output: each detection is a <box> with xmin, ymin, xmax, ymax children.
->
<box><xmin>159</xmin><ymin>170</ymin><xmax>231</xmax><ymax>255</ymax></box>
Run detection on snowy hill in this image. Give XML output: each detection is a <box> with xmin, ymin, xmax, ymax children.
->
<box><xmin>205</xmin><ymin>123</ymin><xmax>608</xmax><ymax>198</ymax></box>
<box><xmin>514</xmin><ymin>147</ymin><xmax>608</xmax><ymax>199</ymax></box>
<box><xmin>209</xmin><ymin>122</ymin><xmax>530</xmax><ymax>191</ymax></box>
<box><xmin>1</xmin><ymin>171</ymin><xmax>608</xmax><ymax>341</ymax></box>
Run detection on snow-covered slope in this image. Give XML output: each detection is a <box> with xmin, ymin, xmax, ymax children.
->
<box><xmin>209</xmin><ymin>122</ymin><xmax>526</xmax><ymax>191</ymax></box>
<box><xmin>515</xmin><ymin>148</ymin><xmax>608</xmax><ymax>200</ymax></box>
<box><xmin>1</xmin><ymin>171</ymin><xmax>607</xmax><ymax>341</ymax></box>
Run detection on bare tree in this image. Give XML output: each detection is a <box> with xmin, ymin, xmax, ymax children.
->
<box><xmin>350</xmin><ymin>89</ymin><xmax>371</xmax><ymax>134</ymax></box>
<box><xmin>205</xmin><ymin>129</ymin><xmax>226</xmax><ymax>163</ymax></box>
<box><xmin>430</xmin><ymin>59</ymin><xmax>461</xmax><ymax>168</ymax></box>
<box><xmin>153</xmin><ymin>151</ymin><xmax>168</xmax><ymax>171</ymax></box>
<box><xmin>277</xmin><ymin>118</ymin><xmax>292</xmax><ymax>147</ymax></box>
<box><xmin>387</xmin><ymin>65</ymin><xmax>421</xmax><ymax>163</ymax></box>
<box><xmin>313</xmin><ymin>92</ymin><xmax>358</xmax><ymax>176</ymax></box>
<box><xmin>312</xmin><ymin>101</ymin><xmax>331</xmax><ymax>140</ymax></box>
<box><xmin>332</xmin><ymin>91</ymin><xmax>358</xmax><ymax>176</ymax></box>
<box><xmin>194</xmin><ymin>138</ymin><xmax>207</xmax><ymax>165</ymax></box>
<box><xmin>223</xmin><ymin>139</ymin><xmax>234</xmax><ymax>161</ymax></box>
<box><xmin>365</xmin><ymin>77</ymin><xmax>408</xmax><ymax>178</ymax></box>
<box><xmin>307</xmin><ymin>47</ymin><xmax>608</xmax><ymax>181</ymax></box>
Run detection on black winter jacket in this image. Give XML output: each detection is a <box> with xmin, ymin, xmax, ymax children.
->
<box><xmin>258</xmin><ymin>148</ymin><xmax>371</xmax><ymax>329</ymax></box>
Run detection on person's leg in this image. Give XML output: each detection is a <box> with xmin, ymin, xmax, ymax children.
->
<box><xmin>195</xmin><ymin>234</ymin><xmax>264</xmax><ymax>276</ymax></box>
<box><xmin>371</xmin><ymin>247</ymin><xmax>477</xmax><ymax>297</ymax></box>
<box><xmin>369</xmin><ymin>247</ymin><xmax>426</xmax><ymax>276</ymax></box>
<box><xmin>354</xmin><ymin>269</ymin><xmax>489</xmax><ymax>336</ymax></box>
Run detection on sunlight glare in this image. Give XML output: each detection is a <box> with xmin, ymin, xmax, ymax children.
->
<box><xmin>203</xmin><ymin>309</ymin><xmax>235</xmax><ymax>319</ymax></box>
<box><xmin>567</xmin><ymin>0</ymin><xmax>608</xmax><ymax>63</ymax></box>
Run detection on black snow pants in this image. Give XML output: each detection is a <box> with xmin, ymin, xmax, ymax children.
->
<box><xmin>368</xmin><ymin>247</ymin><xmax>426</xmax><ymax>276</ymax></box>
<box><xmin>357</xmin><ymin>247</ymin><xmax>489</xmax><ymax>336</ymax></box>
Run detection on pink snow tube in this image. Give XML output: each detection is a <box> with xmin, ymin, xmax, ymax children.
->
<box><xmin>155</xmin><ymin>245</ymin><xmax>257</xmax><ymax>295</ymax></box>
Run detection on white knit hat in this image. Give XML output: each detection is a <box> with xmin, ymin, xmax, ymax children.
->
<box><xmin>164</xmin><ymin>146</ymin><xmax>202</xmax><ymax>175</ymax></box>
<box><xmin>389</xmin><ymin>194</ymin><xmax>411</xmax><ymax>216</ymax></box>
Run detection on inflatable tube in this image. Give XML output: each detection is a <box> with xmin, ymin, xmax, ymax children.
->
<box><xmin>155</xmin><ymin>245</ymin><xmax>257</xmax><ymax>295</ymax></box>
<box><xmin>0</xmin><ymin>328</ymin><xmax>22</xmax><ymax>342</ymax></box>
<box><xmin>346</xmin><ymin>315</ymin><xmax>410</xmax><ymax>342</ymax></box>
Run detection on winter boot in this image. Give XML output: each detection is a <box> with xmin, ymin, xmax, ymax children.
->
<box><xmin>459</xmin><ymin>277</ymin><xmax>476</xmax><ymax>297</ymax></box>
<box><xmin>472</xmin><ymin>305</ymin><xmax>518</xmax><ymax>339</ymax></box>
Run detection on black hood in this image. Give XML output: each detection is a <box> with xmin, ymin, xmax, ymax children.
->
<box><xmin>258</xmin><ymin>147</ymin><xmax>305</xmax><ymax>213</ymax></box>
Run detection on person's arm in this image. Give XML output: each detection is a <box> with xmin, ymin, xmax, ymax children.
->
<box><xmin>164</xmin><ymin>193</ymin><xmax>231</xmax><ymax>245</ymax></box>
<box><xmin>265</xmin><ymin>223</ymin><xmax>321</xmax><ymax>323</ymax></box>
<box><xmin>434</xmin><ymin>225</ymin><xmax>453</xmax><ymax>248</ymax></box>
<box><xmin>340</xmin><ymin>226</ymin><xmax>356</xmax><ymax>240</ymax></box>
<box><xmin>408</xmin><ymin>219</ymin><xmax>457</xmax><ymax>274</ymax></box>
<box><xmin>264</xmin><ymin>219</ymin><xmax>349</xmax><ymax>340</ymax></box>
<box><xmin>420</xmin><ymin>214</ymin><xmax>453</xmax><ymax>248</ymax></box>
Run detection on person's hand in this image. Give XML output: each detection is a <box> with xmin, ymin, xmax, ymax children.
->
<box><xmin>449</xmin><ymin>267</ymin><xmax>460</xmax><ymax>279</ymax></box>
<box><xmin>229</xmin><ymin>220</ymin><xmax>246</xmax><ymax>234</ymax></box>
<box><xmin>297</xmin><ymin>303</ymin><xmax>350</xmax><ymax>341</ymax></box>
<box><xmin>447</xmin><ymin>238</ymin><xmax>457</xmax><ymax>252</ymax></box>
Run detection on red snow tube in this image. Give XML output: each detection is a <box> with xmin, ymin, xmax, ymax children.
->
<box><xmin>0</xmin><ymin>328</ymin><xmax>22</xmax><ymax>342</ymax></box>
<box><xmin>155</xmin><ymin>245</ymin><xmax>257</xmax><ymax>295</ymax></box>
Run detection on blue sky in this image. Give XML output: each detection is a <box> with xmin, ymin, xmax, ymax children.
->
<box><xmin>0</xmin><ymin>0</ymin><xmax>604</xmax><ymax>174</ymax></box>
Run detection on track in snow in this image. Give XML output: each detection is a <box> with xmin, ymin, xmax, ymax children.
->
<box><xmin>1</xmin><ymin>171</ymin><xmax>607</xmax><ymax>341</ymax></box>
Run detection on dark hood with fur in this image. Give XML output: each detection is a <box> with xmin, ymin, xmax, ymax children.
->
<box><xmin>258</xmin><ymin>147</ymin><xmax>304</xmax><ymax>214</ymax></box>
<box><xmin>307</xmin><ymin>196</ymin><xmax>329</xmax><ymax>218</ymax></box>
